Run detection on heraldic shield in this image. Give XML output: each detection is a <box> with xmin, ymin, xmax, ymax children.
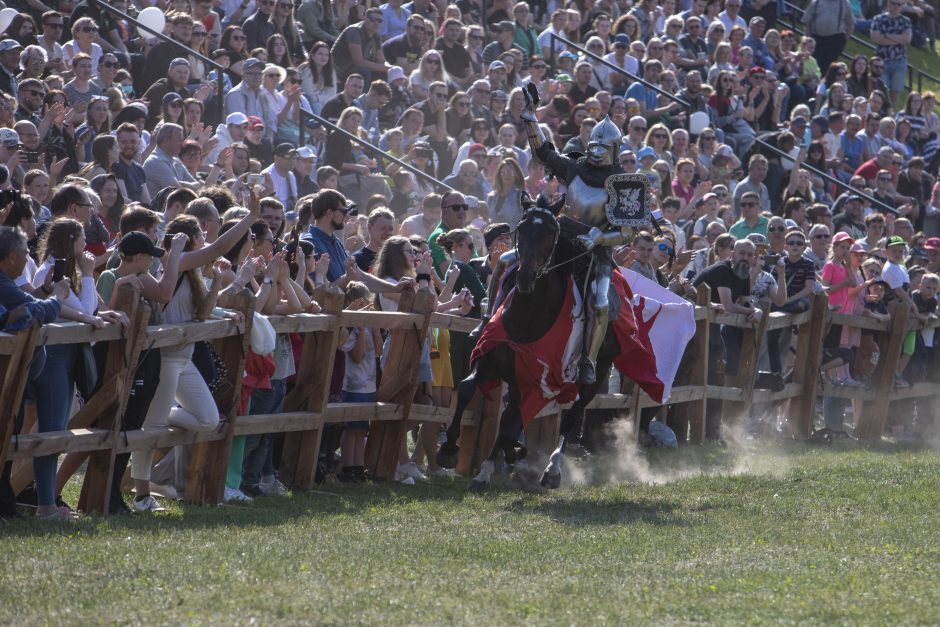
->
<box><xmin>604</xmin><ymin>173</ymin><xmax>654</xmax><ymax>227</ymax></box>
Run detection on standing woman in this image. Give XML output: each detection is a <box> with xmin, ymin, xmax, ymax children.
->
<box><xmin>74</xmin><ymin>95</ymin><xmax>111</xmax><ymax>162</ymax></box>
<box><xmin>130</xmin><ymin>200</ymin><xmax>261</xmax><ymax>511</ymax></box>
<box><xmin>62</xmin><ymin>17</ymin><xmax>103</xmax><ymax>73</ymax></box>
<box><xmin>219</xmin><ymin>26</ymin><xmax>249</xmax><ymax>80</ymax></box>
<box><xmin>30</xmin><ymin>214</ymin><xmax>127</xmax><ymax>519</ymax></box>
<box><xmin>298</xmin><ymin>42</ymin><xmax>337</xmax><ymax>114</ymax></box>
<box><xmin>269</xmin><ymin>1</ymin><xmax>305</xmax><ymax>65</ymax></box>
<box><xmin>487</xmin><ymin>158</ymin><xmax>526</xmax><ymax>226</ymax></box>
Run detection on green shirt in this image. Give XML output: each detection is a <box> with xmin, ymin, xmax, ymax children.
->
<box><xmin>96</xmin><ymin>268</ymin><xmax>119</xmax><ymax>307</ymax></box>
<box><xmin>428</xmin><ymin>222</ymin><xmax>478</xmax><ymax>279</ymax></box>
<box><xmin>729</xmin><ymin>215</ymin><xmax>770</xmax><ymax>240</ymax></box>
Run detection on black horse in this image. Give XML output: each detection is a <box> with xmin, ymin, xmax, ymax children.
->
<box><xmin>436</xmin><ymin>193</ymin><xmax>621</xmax><ymax>491</ymax></box>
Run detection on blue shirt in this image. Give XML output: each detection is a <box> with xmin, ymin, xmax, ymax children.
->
<box><xmin>840</xmin><ymin>131</ymin><xmax>866</xmax><ymax>170</ymax></box>
<box><xmin>626</xmin><ymin>82</ymin><xmax>657</xmax><ymax>112</ymax></box>
<box><xmin>0</xmin><ymin>271</ymin><xmax>60</xmax><ymax>322</ymax></box>
<box><xmin>301</xmin><ymin>224</ymin><xmax>347</xmax><ymax>282</ymax></box>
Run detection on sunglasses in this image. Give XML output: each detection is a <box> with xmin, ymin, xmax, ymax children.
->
<box><xmin>446</xmin><ymin>204</ymin><xmax>469</xmax><ymax>211</ymax></box>
<box><xmin>620</xmin><ymin>158</ymin><xmax>636</xmax><ymax>164</ymax></box>
<box><xmin>427</xmin><ymin>58</ymin><xmax>441</xmax><ymax>65</ymax></box>
<box><xmin>657</xmin><ymin>243</ymin><xmax>674</xmax><ymax>255</ymax></box>
<box><xmin>702</xmin><ymin>135</ymin><xmax>716</xmax><ymax>140</ymax></box>
<box><xmin>786</xmin><ymin>240</ymin><xmax>805</xmax><ymax>246</ymax></box>
<box><xmin>740</xmin><ymin>202</ymin><xmax>758</xmax><ymax>207</ymax></box>
<box><xmin>368</xmin><ymin>15</ymin><xmax>384</xmax><ymax>23</ymax></box>
<box><xmin>80</xmin><ymin>26</ymin><xmax>98</xmax><ymax>32</ymax></box>
<box><xmin>767</xmin><ymin>226</ymin><xmax>786</xmax><ymax>232</ymax></box>
<box><xmin>101</xmin><ymin>61</ymin><xmax>120</xmax><ymax>68</ymax></box>
<box><xmin>192</xmin><ymin>31</ymin><xmax>207</xmax><ymax>37</ymax></box>
<box><xmin>532</xmin><ymin>64</ymin><xmax>547</xmax><ymax>70</ymax></box>
<box><xmin>469</xmin><ymin>34</ymin><xmax>484</xmax><ymax>40</ymax></box>
<box><xmin>814</xmin><ymin>233</ymin><xmax>831</xmax><ymax>239</ymax></box>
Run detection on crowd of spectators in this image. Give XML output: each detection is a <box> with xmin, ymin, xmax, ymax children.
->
<box><xmin>0</xmin><ymin>0</ymin><xmax>940</xmax><ymax>520</ymax></box>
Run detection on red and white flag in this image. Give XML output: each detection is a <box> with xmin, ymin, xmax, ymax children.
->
<box><xmin>616</xmin><ymin>267</ymin><xmax>697</xmax><ymax>403</ymax></box>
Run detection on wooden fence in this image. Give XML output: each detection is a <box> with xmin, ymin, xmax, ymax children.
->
<box><xmin>3</xmin><ymin>284</ymin><xmax>939</xmax><ymax>515</ymax></box>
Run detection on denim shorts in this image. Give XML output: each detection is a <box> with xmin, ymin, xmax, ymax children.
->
<box><xmin>882</xmin><ymin>57</ymin><xmax>907</xmax><ymax>93</ymax></box>
<box><xmin>341</xmin><ymin>389</ymin><xmax>375</xmax><ymax>430</ymax></box>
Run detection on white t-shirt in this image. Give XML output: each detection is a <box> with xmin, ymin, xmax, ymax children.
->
<box><xmin>340</xmin><ymin>327</ymin><xmax>377</xmax><ymax>393</ymax></box>
<box><xmin>882</xmin><ymin>260</ymin><xmax>910</xmax><ymax>291</ymax></box>
<box><xmin>262</xmin><ymin>165</ymin><xmax>298</xmax><ymax>208</ymax></box>
<box><xmin>32</xmin><ymin>258</ymin><xmax>98</xmax><ymax>318</ymax></box>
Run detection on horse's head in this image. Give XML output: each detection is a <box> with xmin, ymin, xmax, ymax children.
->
<box><xmin>515</xmin><ymin>192</ymin><xmax>563</xmax><ymax>294</ymax></box>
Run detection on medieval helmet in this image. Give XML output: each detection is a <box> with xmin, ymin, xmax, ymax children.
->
<box><xmin>586</xmin><ymin>115</ymin><xmax>622</xmax><ymax>166</ymax></box>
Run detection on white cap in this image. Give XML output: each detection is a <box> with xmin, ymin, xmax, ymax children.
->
<box><xmin>296</xmin><ymin>146</ymin><xmax>316</xmax><ymax>159</ymax></box>
<box><xmin>0</xmin><ymin>128</ymin><xmax>19</xmax><ymax>144</ymax></box>
<box><xmin>226</xmin><ymin>112</ymin><xmax>249</xmax><ymax>125</ymax></box>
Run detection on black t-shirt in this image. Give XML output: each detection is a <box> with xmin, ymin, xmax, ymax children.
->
<box><xmin>912</xmin><ymin>290</ymin><xmax>937</xmax><ymax>315</ymax></box>
<box><xmin>382</xmin><ymin>33</ymin><xmax>422</xmax><ymax>67</ymax></box>
<box><xmin>320</xmin><ymin>93</ymin><xmax>353</xmax><ymax>124</ymax></box>
<box><xmin>693</xmin><ymin>259</ymin><xmax>750</xmax><ymax>305</ymax></box>
<box><xmin>352</xmin><ymin>246</ymin><xmax>378</xmax><ymax>273</ymax></box>
<box><xmin>435</xmin><ymin>37</ymin><xmax>470</xmax><ymax>78</ymax></box>
<box><xmin>832</xmin><ymin>213</ymin><xmax>866</xmax><ymax>240</ymax></box>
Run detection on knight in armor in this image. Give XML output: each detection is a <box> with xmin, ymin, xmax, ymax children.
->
<box><xmin>480</xmin><ymin>82</ymin><xmax>634</xmax><ymax>385</ymax></box>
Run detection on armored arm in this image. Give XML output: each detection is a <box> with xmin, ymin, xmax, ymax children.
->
<box><xmin>577</xmin><ymin>227</ymin><xmax>632</xmax><ymax>251</ymax></box>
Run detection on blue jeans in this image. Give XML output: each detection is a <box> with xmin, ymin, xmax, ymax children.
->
<box><xmin>882</xmin><ymin>57</ymin><xmax>908</xmax><ymax>93</ymax></box>
<box><xmin>242</xmin><ymin>378</ymin><xmax>286</xmax><ymax>488</ymax></box>
<box><xmin>30</xmin><ymin>344</ymin><xmax>77</xmax><ymax>506</ymax></box>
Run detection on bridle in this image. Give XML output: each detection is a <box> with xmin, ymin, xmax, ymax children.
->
<box><xmin>512</xmin><ymin>206</ymin><xmax>561</xmax><ymax>280</ymax></box>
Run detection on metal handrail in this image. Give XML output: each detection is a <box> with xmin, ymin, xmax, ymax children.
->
<box><xmin>754</xmin><ymin>136</ymin><xmax>898</xmax><ymax>215</ymax></box>
<box><xmin>88</xmin><ymin>0</ymin><xmax>225</xmax><ymax>122</ymax></box>
<box><xmin>297</xmin><ymin>109</ymin><xmax>454</xmax><ymax>193</ymax></box>
<box><xmin>548</xmin><ymin>33</ymin><xmax>692</xmax><ymax>128</ymax></box>
<box><xmin>916</xmin><ymin>69</ymin><xmax>940</xmax><ymax>92</ymax></box>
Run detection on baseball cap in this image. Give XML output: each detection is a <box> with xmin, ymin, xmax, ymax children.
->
<box><xmin>491</xmin><ymin>89</ymin><xmax>508</xmax><ymax>100</ymax></box>
<box><xmin>845</xmin><ymin>194</ymin><xmax>863</xmax><ymax>203</ymax></box>
<box><xmin>790</xmin><ymin>115</ymin><xmax>807</xmax><ymax>127</ymax></box>
<box><xmin>0</xmin><ymin>40</ymin><xmax>23</xmax><ymax>53</ymax></box>
<box><xmin>119</xmin><ymin>231</ymin><xmax>166</xmax><ymax>258</ymax></box>
<box><xmin>614</xmin><ymin>33</ymin><xmax>630</xmax><ymax>46</ymax></box>
<box><xmin>494</xmin><ymin>20</ymin><xmax>514</xmax><ymax>31</ymax></box>
<box><xmin>246</xmin><ymin>115</ymin><xmax>265</xmax><ymax>129</ymax></box>
<box><xmin>555</xmin><ymin>73</ymin><xmax>573</xmax><ymax>83</ymax></box>
<box><xmin>832</xmin><ymin>232</ymin><xmax>854</xmax><ymax>245</ymax></box>
<box><xmin>387</xmin><ymin>65</ymin><xmax>406</xmax><ymax>83</ymax></box>
<box><xmin>886</xmin><ymin>235</ymin><xmax>906</xmax><ymax>247</ymax></box>
<box><xmin>559</xmin><ymin>51</ymin><xmax>578</xmax><ymax>62</ymax></box>
<box><xmin>924</xmin><ymin>237</ymin><xmax>940</xmax><ymax>251</ymax></box>
<box><xmin>242</xmin><ymin>57</ymin><xmax>264</xmax><ymax>71</ymax></box>
<box><xmin>274</xmin><ymin>142</ymin><xmax>297</xmax><ymax>157</ymax></box>
<box><xmin>162</xmin><ymin>92</ymin><xmax>183</xmax><ymax>107</ymax></box>
<box><xmin>226</xmin><ymin>112</ymin><xmax>249</xmax><ymax>126</ymax></box>
<box><xmin>295</xmin><ymin>146</ymin><xmax>316</xmax><ymax>159</ymax></box>
<box><xmin>637</xmin><ymin>146</ymin><xmax>656</xmax><ymax>162</ymax></box>
<box><xmin>0</xmin><ymin>128</ymin><xmax>19</xmax><ymax>145</ymax></box>
<box><xmin>169</xmin><ymin>57</ymin><xmax>190</xmax><ymax>70</ymax></box>
<box><xmin>850</xmin><ymin>242</ymin><xmax>867</xmax><ymax>253</ymax></box>
<box><xmin>488</xmin><ymin>60</ymin><xmax>506</xmax><ymax>72</ymax></box>
<box><xmin>468</xmin><ymin>143</ymin><xmax>487</xmax><ymax>156</ymax></box>
<box><xmin>746</xmin><ymin>233</ymin><xmax>768</xmax><ymax>247</ymax></box>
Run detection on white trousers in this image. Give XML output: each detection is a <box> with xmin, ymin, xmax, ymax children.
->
<box><xmin>131</xmin><ymin>348</ymin><xmax>220</xmax><ymax>481</ymax></box>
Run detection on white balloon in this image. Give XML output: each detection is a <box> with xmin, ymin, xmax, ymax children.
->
<box><xmin>137</xmin><ymin>7</ymin><xmax>166</xmax><ymax>36</ymax></box>
<box><xmin>689</xmin><ymin>111</ymin><xmax>710</xmax><ymax>136</ymax></box>
<box><xmin>0</xmin><ymin>8</ymin><xmax>19</xmax><ymax>34</ymax></box>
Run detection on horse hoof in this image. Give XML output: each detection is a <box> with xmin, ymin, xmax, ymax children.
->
<box><xmin>504</xmin><ymin>443</ymin><xmax>528</xmax><ymax>465</ymax></box>
<box><xmin>539</xmin><ymin>472</ymin><xmax>561</xmax><ymax>489</ymax></box>
<box><xmin>468</xmin><ymin>479</ymin><xmax>488</xmax><ymax>493</ymax></box>
<box><xmin>436</xmin><ymin>442</ymin><xmax>459</xmax><ymax>469</ymax></box>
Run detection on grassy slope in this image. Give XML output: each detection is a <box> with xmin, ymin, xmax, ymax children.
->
<box><xmin>2</xmin><ymin>444</ymin><xmax>940</xmax><ymax>624</ymax></box>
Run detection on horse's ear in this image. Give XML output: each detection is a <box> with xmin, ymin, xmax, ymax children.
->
<box><xmin>520</xmin><ymin>190</ymin><xmax>534</xmax><ymax>212</ymax></box>
<box><xmin>548</xmin><ymin>193</ymin><xmax>566</xmax><ymax>216</ymax></box>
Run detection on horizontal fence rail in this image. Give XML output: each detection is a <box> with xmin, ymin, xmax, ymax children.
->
<box><xmin>3</xmin><ymin>282</ymin><xmax>938</xmax><ymax>514</ymax></box>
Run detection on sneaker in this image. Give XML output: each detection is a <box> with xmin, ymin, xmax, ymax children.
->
<box><xmin>149</xmin><ymin>483</ymin><xmax>178</xmax><ymax>500</ymax></box>
<box><xmin>427</xmin><ymin>467</ymin><xmax>457</xmax><ymax>478</ymax></box>
<box><xmin>894</xmin><ymin>374</ymin><xmax>910</xmax><ymax>389</ymax></box>
<box><xmin>132</xmin><ymin>495</ymin><xmax>166</xmax><ymax>513</ymax></box>
<box><xmin>842</xmin><ymin>377</ymin><xmax>863</xmax><ymax>387</ymax></box>
<box><xmin>396</xmin><ymin>475</ymin><xmax>416</xmax><ymax>485</ymax></box>
<box><xmin>396</xmin><ymin>462</ymin><xmax>428</xmax><ymax>482</ymax></box>
<box><xmin>223</xmin><ymin>487</ymin><xmax>253</xmax><ymax>503</ymax></box>
<box><xmin>258</xmin><ymin>477</ymin><xmax>288</xmax><ymax>495</ymax></box>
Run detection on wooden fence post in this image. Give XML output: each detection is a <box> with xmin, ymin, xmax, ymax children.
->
<box><xmin>721</xmin><ymin>303</ymin><xmax>771</xmax><ymax>432</ymax></box>
<box><xmin>279</xmin><ymin>286</ymin><xmax>345</xmax><ymax>489</ymax></box>
<box><xmin>77</xmin><ymin>285</ymin><xmax>149</xmax><ymax>514</ymax></box>
<box><xmin>0</xmin><ymin>322</ymin><xmax>40</xmax><ymax>470</ymax></box>
<box><xmin>854</xmin><ymin>302</ymin><xmax>910</xmax><ymax>440</ymax></box>
<box><xmin>455</xmin><ymin>384</ymin><xmax>501</xmax><ymax>477</ymax></box>
<box><xmin>184</xmin><ymin>289</ymin><xmax>254</xmax><ymax>505</ymax></box>
<box><xmin>364</xmin><ymin>288</ymin><xmax>434</xmax><ymax>481</ymax></box>
<box><xmin>786</xmin><ymin>292</ymin><xmax>828</xmax><ymax>438</ymax></box>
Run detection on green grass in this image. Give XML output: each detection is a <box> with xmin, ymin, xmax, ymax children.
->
<box><xmin>3</xmin><ymin>443</ymin><xmax>940</xmax><ymax>624</ymax></box>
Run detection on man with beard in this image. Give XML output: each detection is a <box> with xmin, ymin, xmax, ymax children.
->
<box><xmin>113</xmin><ymin>122</ymin><xmax>149</xmax><ymax>203</ymax></box>
<box><xmin>382</xmin><ymin>14</ymin><xmax>424</xmax><ymax>74</ymax></box>
<box><xmin>429</xmin><ymin>191</ymin><xmax>473</xmax><ymax>276</ymax></box>
<box><xmin>692</xmin><ymin>216</ymin><xmax>763</xmax><ymax>443</ymax></box>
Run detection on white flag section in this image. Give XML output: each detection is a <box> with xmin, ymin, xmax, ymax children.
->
<box><xmin>618</xmin><ymin>266</ymin><xmax>697</xmax><ymax>403</ymax></box>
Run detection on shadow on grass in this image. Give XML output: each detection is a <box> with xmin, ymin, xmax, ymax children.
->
<box><xmin>505</xmin><ymin>493</ymin><xmax>705</xmax><ymax>527</ymax></box>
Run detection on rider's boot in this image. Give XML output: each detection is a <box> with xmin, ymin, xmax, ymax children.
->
<box><xmin>468</xmin><ymin>315</ymin><xmax>490</xmax><ymax>343</ymax></box>
<box><xmin>578</xmin><ymin>304</ymin><xmax>609</xmax><ymax>386</ymax></box>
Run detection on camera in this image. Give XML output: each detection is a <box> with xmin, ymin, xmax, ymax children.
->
<box><xmin>763</xmin><ymin>253</ymin><xmax>781</xmax><ymax>265</ymax></box>
<box><xmin>0</xmin><ymin>188</ymin><xmax>20</xmax><ymax>207</ymax></box>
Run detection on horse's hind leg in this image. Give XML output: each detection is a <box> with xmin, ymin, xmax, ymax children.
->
<box><xmin>436</xmin><ymin>369</ymin><xmax>479</xmax><ymax>469</ymax></box>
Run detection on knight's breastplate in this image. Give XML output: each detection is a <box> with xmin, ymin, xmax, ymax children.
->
<box><xmin>564</xmin><ymin>176</ymin><xmax>608</xmax><ymax>227</ymax></box>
